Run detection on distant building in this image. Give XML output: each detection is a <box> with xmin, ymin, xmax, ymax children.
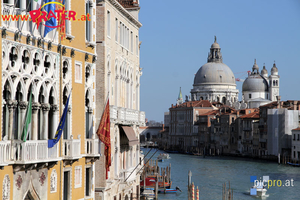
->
<box><xmin>191</xmin><ymin>37</ymin><xmax>239</xmax><ymax>105</ymax></box>
<box><xmin>242</xmin><ymin>60</ymin><xmax>280</xmax><ymax>108</ymax></box>
<box><xmin>292</xmin><ymin>127</ymin><xmax>300</xmax><ymax>161</ymax></box>
<box><xmin>168</xmin><ymin>100</ymin><xmax>218</xmax><ymax>152</ymax></box>
<box><xmin>239</xmin><ymin>111</ymin><xmax>260</xmax><ymax>156</ymax></box>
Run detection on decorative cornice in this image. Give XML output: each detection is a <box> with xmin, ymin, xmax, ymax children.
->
<box><xmin>107</xmin><ymin>0</ymin><xmax>142</xmax><ymax>28</ymax></box>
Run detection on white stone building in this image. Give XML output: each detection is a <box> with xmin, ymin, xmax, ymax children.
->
<box><xmin>191</xmin><ymin>37</ymin><xmax>239</xmax><ymax>105</ymax></box>
<box><xmin>242</xmin><ymin>60</ymin><xmax>280</xmax><ymax>108</ymax></box>
<box><xmin>95</xmin><ymin>0</ymin><xmax>145</xmax><ymax>199</ymax></box>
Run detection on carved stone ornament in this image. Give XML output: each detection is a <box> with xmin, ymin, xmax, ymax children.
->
<box><xmin>41</xmin><ymin>103</ymin><xmax>51</xmax><ymax>112</ymax></box>
<box><xmin>50</xmin><ymin>170</ymin><xmax>57</xmax><ymax>193</ymax></box>
<box><xmin>70</xmin><ymin>48</ymin><xmax>75</xmax><ymax>57</ymax></box>
<box><xmin>26</xmin><ymin>34</ymin><xmax>31</xmax><ymax>45</ymax></box>
<box><xmin>51</xmin><ymin>104</ymin><xmax>59</xmax><ymax>112</ymax></box>
<box><xmin>39</xmin><ymin>172</ymin><xmax>46</xmax><ymax>186</ymax></box>
<box><xmin>2</xmin><ymin>175</ymin><xmax>10</xmax><ymax>200</ymax></box>
<box><xmin>92</xmin><ymin>55</ymin><xmax>97</xmax><ymax>63</ymax></box>
<box><xmin>18</xmin><ymin>101</ymin><xmax>28</xmax><ymax>110</ymax></box>
<box><xmin>62</xmin><ymin>46</ymin><xmax>67</xmax><ymax>56</ymax></box>
<box><xmin>48</xmin><ymin>42</ymin><xmax>52</xmax><ymax>50</ymax></box>
<box><xmin>15</xmin><ymin>175</ymin><xmax>22</xmax><ymax>190</ymax></box>
<box><xmin>2</xmin><ymin>28</ymin><xmax>7</xmax><ymax>38</ymax></box>
<box><xmin>85</xmin><ymin>53</ymin><xmax>89</xmax><ymax>61</ymax></box>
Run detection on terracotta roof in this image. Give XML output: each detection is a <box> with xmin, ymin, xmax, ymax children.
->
<box><xmin>171</xmin><ymin>100</ymin><xmax>213</xmax><ymax>108</ymax></box>
<box><xmin>292</xmin><ymin>127</ymin><xmax>300</xmax><ymax>131</ymax></box>
<box><xmin>199</xmin><ymin>110</ymin><xmax>219</xmax><ymax>116</ymax></box>
<box><xmin>239</xmin><ymin>111</ymin><xmax>260</xmax><ymax>119</ymax></box>
<box><xmin>259</xmin><ymin>101</ymin><xmax>278</xmax><ymax>108</ymax></box>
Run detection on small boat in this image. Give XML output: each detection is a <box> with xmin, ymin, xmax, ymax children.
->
<box><xmin>140</xmin><ymin>177</ymin><xmax>171</xmax><ymax>189</ymax></box>
<box><xmin>251</xmin><ymin>185</ymin><xmax>267</xmax><ymax>197</ymax></box>
<box><xmin>157</xmin><ymin>187</ymin><xmax>182</xmax><ymax>194</ymax></box>
<box><xmin>141</xmin><ymin>189</ymin><xmax>155</xmax><ymax>200</ymax></box>
<box><xmin>287</xmin><ymin>162</ymin><xmax>300</xmax><ymax>166</ymax></box>
<box><xmin>157</xmin><ymin>153</ymin><xmax>170</xmax><ymax>160</ymax></box>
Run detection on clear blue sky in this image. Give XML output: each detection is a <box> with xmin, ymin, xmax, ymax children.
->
<box><xmin>139</xmin><ymin>0</ymin><xmax>300</xmax><ymax>123</ymax></box>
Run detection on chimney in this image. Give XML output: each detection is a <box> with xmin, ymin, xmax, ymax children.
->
<box><xmin>276</xmin><ymin>96</ymin><xmax>281</xmax><ymax>108</ymax></box>
<box><xmin>293</xmin><ymin>101</ymin><xmax>298</xmax><ymax>110</ymax></box>
<box><xmin>162</xmin><ymin>124</ymin><xmax>165</xmax><ymax>131</ymax></box>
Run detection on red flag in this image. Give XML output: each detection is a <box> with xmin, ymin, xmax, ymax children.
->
<box><xmin>96</xmin><ymin>99</ymin><xmax>111</xmax><ymax>179</ymax></box>
<box><xmin>56</xmin><ymin>0</ymin><xmax>66</xmax><ymax>40</ymax></box>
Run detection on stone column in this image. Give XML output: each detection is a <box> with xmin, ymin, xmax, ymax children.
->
<box><xmin>18</xmin><ymin>101</ymin><xmax>28</xmax><ymax>139</ymax></box>
<box><xmin>51</xmin><ymin>104</ymin><xmax>59</xmax><ymax>139</ymax></box>
<box><xmin>7</xmin><ymin>100</ymin><xmax>17</xmax><ymax>140</ymax></box>
<box><xmin>41</xmin><ymin>103</ymin><xmax>50</xmax><ymax>140</ymax></box>
<box><xmin>31</xmin><ymin>102</ymin><xmax>40</xmax><ymax>140</ymax></box>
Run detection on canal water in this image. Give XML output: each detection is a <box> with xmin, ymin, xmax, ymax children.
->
<box><xmin>141</xmin><ymin>148</ymin><xmax>300</xmax><ymax>200</ymax></box>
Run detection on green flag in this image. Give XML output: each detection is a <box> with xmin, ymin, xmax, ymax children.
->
<box><xmin>21</xmin><ymin>92</ymin><xmax>32</xmax><ymax>142</ymax></box>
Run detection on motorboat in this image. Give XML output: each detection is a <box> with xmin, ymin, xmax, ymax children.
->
<box><xmin>157</xmin><ymin>186</ymin><xmax>182</xmax><ymax>194</ymax></box>
<box><xmin>251</xmin><ymin>184</ymin><xmax>267</xmax><ymax>197</ymax></box>
<box><xmin>141</xmin><ymin>189</ymin><xmax>155</xmax><ymax>200</ymax></box>
<box><xmin>157</xmin><ymin>153</ymin><xmax>170</xmax><ymax>162</ymax></box>
<box><xmin>140</xmin><ymin>177</ymin><xmax>171</xmax><ymax>189</ymax></box>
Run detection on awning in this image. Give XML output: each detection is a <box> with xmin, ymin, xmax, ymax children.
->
<box><xmin>121</xmin><ymin>126</ymin><xmax>139</xmax><ymax>146</ymax></box>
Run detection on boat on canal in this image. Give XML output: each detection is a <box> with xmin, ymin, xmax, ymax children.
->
<box><xmin>157</xmin><ymin>153</ymin><xmax>170</xmax><ymax>162</ymax></box>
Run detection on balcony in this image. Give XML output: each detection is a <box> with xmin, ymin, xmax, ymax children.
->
<box><xmin>85</xmin><ymin>138</ymin><xmax>100</xmax><ymax>163</ymax></box>
<box><xmin>12</xmin><ymin>140</ymin><xmax>60</xmax><ymax>164</ymax></box>
<box><xmin>120</xmin><ymin>167</ymin><xmax>137</xmax><ymax>182</ymax></box>
<box><xmin>110</xmin><ymin>105</ymin><xmax>145</xmax><ymax>126</ymax></box>
<box><xmin>62</xmin><ymin>136</ymin><xmax>82</xmax><ymax>164</ymax></box>
<box><xmin>0</xmin><ymin>139</ymin><xmax>61</xmax><ymax>171</ymax></box>
<box><xmin>0</xmin><ymin>140</ymin><xmax>12</xmax><ymax>167</ymax></box>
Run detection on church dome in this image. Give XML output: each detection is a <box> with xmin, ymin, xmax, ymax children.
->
<box><xmin>194</xmin><ymin>62</ymin><xmax>236</xmax><ymax>85</ymax></box>
<box><xmin>271</xmin><ymin>63</ymin><xmax>278</xmax><ymax>73</ymax></box>
<box><xmin>242</xmin><ymin>74</ymin><xmax>268</xmax><ymax>92</ymax></box>
<box><xmin>211</xmin><ymin>42</ymin><xmax>220</xmax><ymax>49</ymax></box>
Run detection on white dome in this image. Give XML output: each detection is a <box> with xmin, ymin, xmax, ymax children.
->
<box><xmin>194</xmin><ymin>62</ymin><xmax>236</xmax><ymax>86</ymax></box>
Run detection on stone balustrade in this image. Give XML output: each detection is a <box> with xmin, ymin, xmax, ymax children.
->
<box><xmin>85</xmin><ymin>138</ymin><xmax>100</xmax><ymax>156</ymax></box>
<box><xmin>62</xmin><ymin>137</ymin><xmax>81</xmax><ymax>159</ymax></box>
<box><xmin>0</xmin><ymin>140</ymin><xmax>11</xmax><ymax>166</ymax></box>
<box><xmin>11</xmin><ymin>140</ymin><xmax>59</xmax><ymax>164</ymax></box>
<box><xmin>110</xmin><ymin>105</ymin><xmax>145</xmax><ymax>126</ymax></box>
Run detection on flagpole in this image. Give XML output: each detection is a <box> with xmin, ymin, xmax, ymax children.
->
<box><xmin>59</xmin><ymin>19</ymin><xmax>63</xmax><ymax>200</ymax></box>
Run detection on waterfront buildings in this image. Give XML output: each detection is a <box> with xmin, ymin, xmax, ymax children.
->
<box><xmin>0</xmin><ymin>0</ymin><xmax>99</xmax><ymax>199</ymax></box>
<box><xmin>168</xmin><ymin>100</ymin><xmax>217</xmax><ymax>152</ymax></box>
<box><xmin>160</xmin><ymin>37</ymin><xmax>300</xmax><ymax>161</ymax></box>
<box><xmin>95</xmin><ymin>0</ymin><xmax>145</xmax><ymax>199</ymax></box>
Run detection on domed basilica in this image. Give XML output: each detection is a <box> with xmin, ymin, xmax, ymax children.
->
<box><xmin>190</xmin><ymin>36</ymin><xmax>239</xmax><ymax>106</ymax></box>
<box><xmin>180</xmin><ymin>37</ymin><xmax>280</xmax><ymax>109</ymax></box>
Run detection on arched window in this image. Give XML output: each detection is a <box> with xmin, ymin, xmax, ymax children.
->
<box><xmin>85</xmin><ymin>90</ymin><xmax>93</xmax><ymax>139</ymax></box>
<box><xmin>63</xmin><ymin>87</ymin><xmax>70</xmax><ymax>139</ymax></box>
<box><xmin>2</xmin><ymin>80</ymin><xmax>11</xmax><ymax>139</ymax></box>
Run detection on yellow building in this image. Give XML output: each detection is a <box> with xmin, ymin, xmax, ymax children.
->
<box><xmin>0</xmin><ymin>0</ymin><xmax>99</xmax><ymax>199</ymax></box>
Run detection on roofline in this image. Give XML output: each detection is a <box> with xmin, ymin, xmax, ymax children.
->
<box><xmin>105</xmin><ymin>0</ymin><xmax>142</xmax><ymax>28</ymax></box>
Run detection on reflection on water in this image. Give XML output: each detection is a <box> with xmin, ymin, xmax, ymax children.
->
<box><xmin>141</xmin><ymin>148</ymin><xmax>300</xmax><ymax>200</ymax></box>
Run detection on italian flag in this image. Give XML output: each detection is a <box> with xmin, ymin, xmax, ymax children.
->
<box><xmin>21</xmin><ymin>93</ymin><xmax>32</xmax><ymax>142</ymax></box>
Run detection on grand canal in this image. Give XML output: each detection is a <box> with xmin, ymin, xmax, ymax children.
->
<box><xmin>141</xmin><ymin>148</ymin><xmax>300</xmax><ymax>200</ymax></box>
